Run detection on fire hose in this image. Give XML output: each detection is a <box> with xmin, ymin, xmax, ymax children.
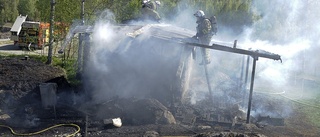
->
<box><xmin>279</xmin><ymin>93</ymin><xmax>320</xmax><ymax>109</ymax></box>
<box><xmin>256</xmin><ymin>90</ymin><xmax>320</xmax><ymax>109</ymax></box>
<box><xmin>0</xmin><ymin>123</ymin><xmax>80</xmax><ymax>137</ymax></box>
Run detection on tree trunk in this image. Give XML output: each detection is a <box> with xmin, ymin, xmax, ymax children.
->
<box><xmin>47</xmin><ymin>0</ymin><xmax>55</xmax><ymax>64</ymax></box>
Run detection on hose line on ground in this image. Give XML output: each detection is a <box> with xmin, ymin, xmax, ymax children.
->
<box><xmin>256</xmin><ymin>90</ymin><xmax>320</xmax><ymax>109</ymax></box>
<box><xmin>279</xmin><ymin>94</ymin><xmax>320</xmax><ymax>109</ymax></box>
<box><xmin>0</xmin><ymin>123</ymin><xmax>80</xmax><ymax>137</ymax></box>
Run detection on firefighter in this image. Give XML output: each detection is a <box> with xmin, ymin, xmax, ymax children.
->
<box><xmin>193</xmin><ymin>10</ymin><xmax>213</xmax><ymax>65</ymax></box>
<box><xmin>141</xmin><ymin>0</ymin><xmax>161</xmax><ymax>22</ymax></box>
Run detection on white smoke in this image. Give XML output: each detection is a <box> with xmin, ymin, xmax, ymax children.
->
<box><xmin>234</xmin><ymin>0</ymin><xmax>320</xmax><ymax>118</ymax></box>
<box><xmin>241</xmin><ymin>0</ymin><xmax>320</xmax><ymax>94</ymax></box>
<box><xmin>86</xmin><ymin>9</ymin><xmax>196</xmax><ymax>104</ymax></box>
<box><xmin>76</xmin><ymin>1</ymin><xmax>320</xmax><ymax>119</ymax></box>
<box><xmin>166</xmin><ymin>0</ymin><xmax>320</xmax><ymax>119</ymax></box>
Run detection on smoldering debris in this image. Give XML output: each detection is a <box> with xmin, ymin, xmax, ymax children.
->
<box><xmin>79</xmin><ymin>98</ymin><xmax>176</xmax><ymax>126</ymax></box>
<box><xmin>78</xmin><ymin>96</ymin><xmax>246</xmax><ymax>127</ymax></box>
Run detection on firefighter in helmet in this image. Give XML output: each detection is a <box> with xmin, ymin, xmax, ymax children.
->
<box><xmin>193</xmin><ymin>10</ymin><xmax>213</xmax><ymax>65</ymax></box>
<box><xmin>141</xmin><ymin>0</ymin><xmax>161</xmax><ymax>22</ymax></box>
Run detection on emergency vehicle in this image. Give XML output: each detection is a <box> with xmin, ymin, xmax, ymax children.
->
<box><xmin>10</xmin><ymin>15</ymin><xmax>50</xmax><ymax>50</ymax></box>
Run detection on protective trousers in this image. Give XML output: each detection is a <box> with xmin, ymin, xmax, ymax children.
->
<box><xmin>199</xmin><ymin>36</ymin><xmax>212</xmax><ymax>64</ymax></box>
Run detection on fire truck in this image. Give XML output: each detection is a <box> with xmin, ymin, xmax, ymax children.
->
<box><xmin>10</xmin><ymin>15</ymin><xmax>50</xmax><ymax>50</ymax></box>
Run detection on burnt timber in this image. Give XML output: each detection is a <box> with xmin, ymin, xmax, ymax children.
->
<box><xmin>63</xmin><ymin>24</ymin><xmax>282</xmax><ymax>124</ymax></box>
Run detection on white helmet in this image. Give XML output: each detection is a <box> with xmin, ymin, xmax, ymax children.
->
<box><xmin>155</xmin><ymin>1</ymin><xmax>161</xmax><ymax>6</ymax></box>
<box><xmin>142</xmin><ymin>0</ymin><xmax>150</xmax><ymax>4</ymax></box>
<box><xmin>194</xmin><ymin>10</ymin><xmax>205</xmax><ymax>17</ymax></box>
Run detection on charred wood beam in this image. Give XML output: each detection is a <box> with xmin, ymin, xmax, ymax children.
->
<box><xmin>184</xmin><ymin>42</ymin><xmax>282</xmax><ymax>62</ymax></box>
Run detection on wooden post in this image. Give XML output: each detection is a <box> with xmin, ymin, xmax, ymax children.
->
<box><xmin>233</xmin><ymin>40</ymin><xmax>237</xmax><ymax>48</ymax></box>
<box><xmin>246</xmin><ymin>56</ymin><xmax>258</xmax><ymax>123</ymax></box>
<box><xmin>242</xmin><ymin>56</ymin><xmax>250</xmax><ymax>107</ymax></box>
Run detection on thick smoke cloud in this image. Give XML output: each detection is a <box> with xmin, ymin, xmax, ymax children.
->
<box><xmin>240</xmin><ymin>0</ymin><xmax>320</xmax><ymax>96</ymax></box>
<box><xmin>234</xmin><ymin>0</ymin><xmax>320</xmax><ymax>117</ymax></box>
<box><xmin>86</xmin><ymin>9</ymin><xmax>195</xmax><ymax>104</ymax></box>
<box><xmin>167</xmin><ymin>0</ymin><xmax>320</xmax><ymax>117</ymax></box>
<box><xmin>79</xmin><ymin>0</ymin><xmax>319</xmax><ymax>119</ymax></box>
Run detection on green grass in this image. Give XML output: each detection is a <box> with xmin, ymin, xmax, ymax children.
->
<box><xmin>283</xmin><ymin>84</ymin><xmax>320</xmax><ymax>128</ymax></box>
<box><xmin>254</xmin><ymin>81</ymin><xmax>320</xmax><ymax>128</ymax></box>
<box><xmin>59</xmin><ymin>59</ymin><xmax>81</xmax><ymax>86</ymax></box>
<box><xmin>300</xmin><ymin>94</ymin><xmax>320</xmax><ymax>127</ymax></box>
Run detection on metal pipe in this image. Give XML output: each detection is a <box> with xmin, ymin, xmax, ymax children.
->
<box><xmin>246</xmin><ymin>57</ymin><xmax>257</xmax><ymax>123</ymax></box>
<box><xmin>77</xmin><ymin>0</ymin><xmax>85</xmax><ymax>74</ymax></box>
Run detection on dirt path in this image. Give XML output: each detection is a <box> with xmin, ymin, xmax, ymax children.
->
<box><xmin>0</xmin><ymin>41</ymin><xmax>49</xmax><ymax>56</ymax></box>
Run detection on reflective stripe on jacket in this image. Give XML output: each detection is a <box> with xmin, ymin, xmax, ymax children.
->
<box><xmin>196</xmin><ymin>18</ymin><xmax>212</xmax><ymax>37</ymax></box>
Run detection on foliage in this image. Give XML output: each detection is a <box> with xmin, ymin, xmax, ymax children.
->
<box><xmin>302</xmin><ymin>101</ymin><xmax>320</xmax><ymax>128</ymax></box>
<box><xmin>60</xmin><ymin>59</ymin><xmax>80</xmax><ymax>86</ymax></box>
<box><xmin>0</xmin><ymin>0</ymin><xmax>19</xmax><ymax>25</ymax></box>
<box><xmin>1</xmin><ymin>0</ymin><xmax>255</xmax><ymax>29</ymax></box>
<box><xmin>175</xmin><ymin>0</ymin><xmax>253</xmax><ymax>33</ymax></box>
<box><xmin>0</xmin><ymin>0</ymin><xmax>255</xmax><ymax>84</ymax></box>
<box><xmin>18</xmin><ymin>0</ymin><xmax>38</xmax><ymax>21</ymax></box>
<box><xmin>299</xmin><ymin>88</ymin><xmax>320</xmax><ymax>127</ymax></box>
<box><xmin>158</xmin><ymin>0</ymin><xmax>178</xmax><ymax>20</ymax></box>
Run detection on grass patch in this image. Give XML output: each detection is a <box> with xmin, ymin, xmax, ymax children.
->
<box><xmin>304</xmin><ymin>109</ymin><xmax>320</xmax><ymax>127</ymax></box>
<box><xmin>300</xmin><ymin>94</ymin><xmax>320</xmax><ymax>127</ymax></box>
<box><xmin>285</xmin><ymin>84</ymin><xmax>320</xmax><ymax>128</ymax></box>
<box><xmin>254</xmin><ymin>82</ymin><xmax>320</xmax><ymax>128</ymax></box>
<box><xmin>0</xmin><ymin>40</ymin><xmax>13</xmax><ymax>45</ymax></box>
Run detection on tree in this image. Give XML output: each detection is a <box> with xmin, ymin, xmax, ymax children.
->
<box><xmin>0</xmin><ymin>9</ymin><xmax>5</xmax><ymax>26</ymax></box>
<box><xmin>47</xmin><ymin>0</ymin><xmax>55</xmax><ymax>65</ymax></box>
<box><xmin>83</xmin><ymin>0</ymin><xmax>113</xmax><ymax>24</ymax></box>
<box><xmin>1</xmin><ymin>0</ymin><xmax>8</xmax><ymax>22</ymax></box>
<box><xmin>35</xmin><ymin>0</ymin><xmax>51</xmax><ymax>22</ymax></box>
<box><xmin>10</xmin><ymin>0</ymin><xmax>19</xmax><ymax>22</ymax></box>
<box><xmin>55</xmin><ymin>0</ymin><xmax>81</xmax><ymax>23</ymax></box>
<box><xmin>18</xmin><ymin>0</ymin><xmax>38</xmax><ymax>21</ymax></box>
<box><xmin>172</xmin><ymin>0</ymin><xmax>253</xmax><ymax>33</ymax></box>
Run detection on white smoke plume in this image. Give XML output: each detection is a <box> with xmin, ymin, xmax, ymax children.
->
<box><xmin>168</xmin><ymin>0</ymin><xmax>320</xmax><ymax>118</ymax></box>
<box><xmin>241</xmin><ymin>0</ymin><xmax>320</xmax><ymax>97</ymax></box>
<box><xmin>235</xmin><ymin>0</ymin><xmax>320</xmax><ymax>117</ymax></box>
<box><xmin>74</xmin><ymin>0</ymin><xmax>320</xmax><ymax>119</ymax></box>
<box><xmin>86</xmin><ymin>9</ymin><xmax>196</xmax><ymax>104</ymax></box>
